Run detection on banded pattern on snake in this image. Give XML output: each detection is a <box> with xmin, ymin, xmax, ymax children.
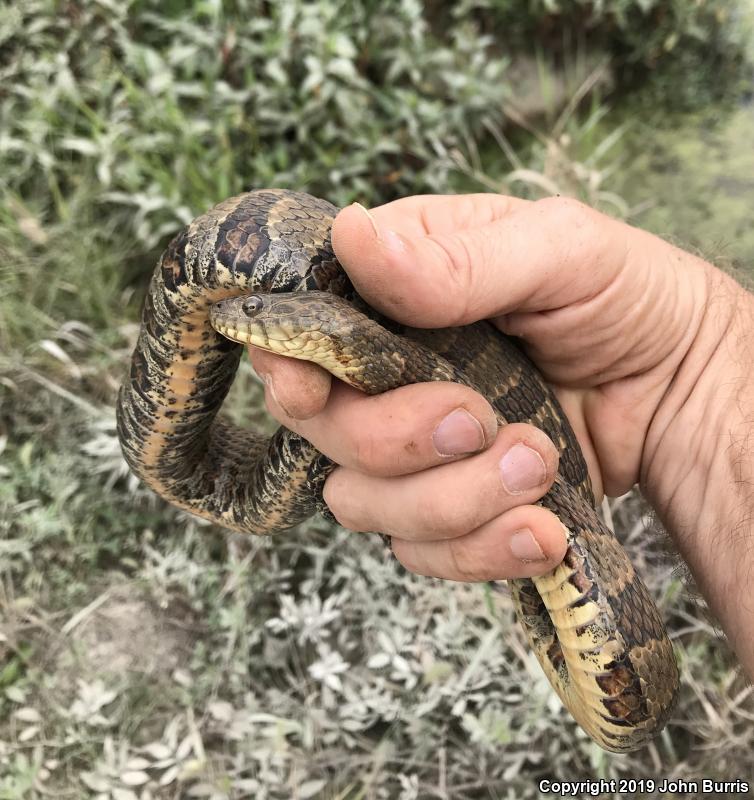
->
<box><xmin>116</xmin><ymin>189</ymin><xmax>679</xmax><ymax>752</ymax></box>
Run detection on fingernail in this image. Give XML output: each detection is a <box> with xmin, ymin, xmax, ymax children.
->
<box><xmin>351</xmin><ymin>202</ymin><xmax>380</xmax><ymax>239</ymax></box>
<box><xmin>433</xmin><ymin>408</ymin><xmax>485</xmax><ymax>456</ymax></box>
<box><xmin>509</xmin><ymin>528</ymin><xmax>547</xmax><ymax>563</ymax></box>
<box><xmin>499</xmin><ymin>443</ymin><xmax>547</xmax><ymax>493</ymax></box>
<box><xmin>260</xmin><ymin>372</ymin><xmax>291</xmax><ymax>417</ymax></box>
<box><xmin>350</xmin><ymin>202</ymin><xmax>406</xmax><ymax>252</ymax></box>
<box><xmin>258</xmin><ymin>371</ymin><xmax>273</xmax><ymax>392</ymax></box>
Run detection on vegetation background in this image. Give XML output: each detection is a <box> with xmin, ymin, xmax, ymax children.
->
<box><xmin>1</xmin><ymin>1</ymin><xmax>754</xmax><ymax>797</ymax></box>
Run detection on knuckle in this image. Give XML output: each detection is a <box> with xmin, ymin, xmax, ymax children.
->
<box><xmin>349</xmin><ymin>430</ymin><xmax>385</xmax><ymax>475</ymax></box>
<box><xmin>426</xmin><ymin>235</ymin><xmax>473</xmax><ymax>326</ymax></box>
<box><xmin>535</xmin><ymin>195</ymin><xmax>602</xmax><ymax>264</ymax></box>
<box><xmin>416</xmin><ymin>491</ymin><xmax>470</xmax><ymax>539</ymax></box>
<box><xmin>448</xmin><ymin>535</ymin><xmax>487</xmax><ymax>581</ymax></box>
<box><xmin>536</xmin><ymin>195</ymin><xmax>594</xmax><ymax>229</ymax></box>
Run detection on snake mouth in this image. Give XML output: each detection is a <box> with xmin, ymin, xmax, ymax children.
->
<box><xmin>211</xmin><ymin>318</ymin><xmax>252</xmax><ymax>344</ymax></box>
<box><xmin>209</xmin><ymin>300</ymin><xmax>266</xmax><ymax>347</ymax></box>
<box><xmin>208</xmin><ymin>310</ymin><xmax>253</xmax><ymax>344</ymax></box>
<box><xmin>210</xmin><ymin>309</ymin><xmax>310</xmax><ymax>358</ymax></box>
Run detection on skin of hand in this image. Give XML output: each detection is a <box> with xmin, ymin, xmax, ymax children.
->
<box><xmin>249</xmin><ymin>193</ymin><xmax>754</xmax><ymax>679</ymax></box>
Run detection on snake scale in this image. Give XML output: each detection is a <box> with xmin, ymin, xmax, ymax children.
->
<box><xmin>116</xmin><ymin>189</ymin><xmax>679</xmax><ymax>752</ymax></box>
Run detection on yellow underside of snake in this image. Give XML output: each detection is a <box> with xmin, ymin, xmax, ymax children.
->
<box><xmin>116</xmin><ymin>189</ymin><xmax>679</xmax><ymax>752</ymax></box>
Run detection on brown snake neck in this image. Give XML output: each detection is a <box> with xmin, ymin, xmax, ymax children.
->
<box><xmin>116</xmin><ymin>189</ymin><xmax>679</xmax><ymax>752</ymax></box>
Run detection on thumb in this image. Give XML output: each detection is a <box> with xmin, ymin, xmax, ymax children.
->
<box><xmin>331</xmin><ymin>194</ymin><xmax>614</xmax><ymax>328</ymax></box>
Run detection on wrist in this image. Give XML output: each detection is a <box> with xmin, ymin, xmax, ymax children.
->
<box><xmin>641</xmin><ymin>267</ymin><xmax>754</xmax><ymax>676</ymax></box>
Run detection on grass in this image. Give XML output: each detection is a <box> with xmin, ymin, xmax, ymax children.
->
<box><xmin>2</xmin><ymin>1</ymin><xmax>754</xmax><ymax>797</ymax></box>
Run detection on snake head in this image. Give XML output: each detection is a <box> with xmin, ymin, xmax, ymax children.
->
<box><xmin>210</xmin><ymin>291</ymin><xmax>350</xmax><ymax>345</ymax></box>
<box><xmin>210</xmin><ymin>290</ymin><xmax>410</xmax><ymax>392</ymax></box>
<box><xmin>210</xmin><ymin>290</ymin><xmax>366</xmax><ymax>362</ymax></box>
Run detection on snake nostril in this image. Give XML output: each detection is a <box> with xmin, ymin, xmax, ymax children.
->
<box><xmin>242</xmin><ymin>295</ymin><xmax>264</xmax><ymax>316</ymax></box>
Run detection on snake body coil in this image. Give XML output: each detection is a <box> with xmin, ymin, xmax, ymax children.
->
<box><xmin>116</xmin><ymin>189</ymin><xmax>679</xmax><ymax>752</ymax></box>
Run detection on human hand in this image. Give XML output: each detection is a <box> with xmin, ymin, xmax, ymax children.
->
<box><xmin>250</xmin><ymin>193</ymin><xmax>754</xmax><ymax>676</ymax></box>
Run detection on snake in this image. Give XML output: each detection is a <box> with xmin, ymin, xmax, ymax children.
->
<box><xmin>116</xmin><ymin>188</ymin><xmax>679</xmax><ymax>752</ymax></box>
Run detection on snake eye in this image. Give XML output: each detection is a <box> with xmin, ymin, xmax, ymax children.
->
<box><xmin>242</xmin><ymin>295</ymin><xmax>264</xmax><ymax>316</ymax></box>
